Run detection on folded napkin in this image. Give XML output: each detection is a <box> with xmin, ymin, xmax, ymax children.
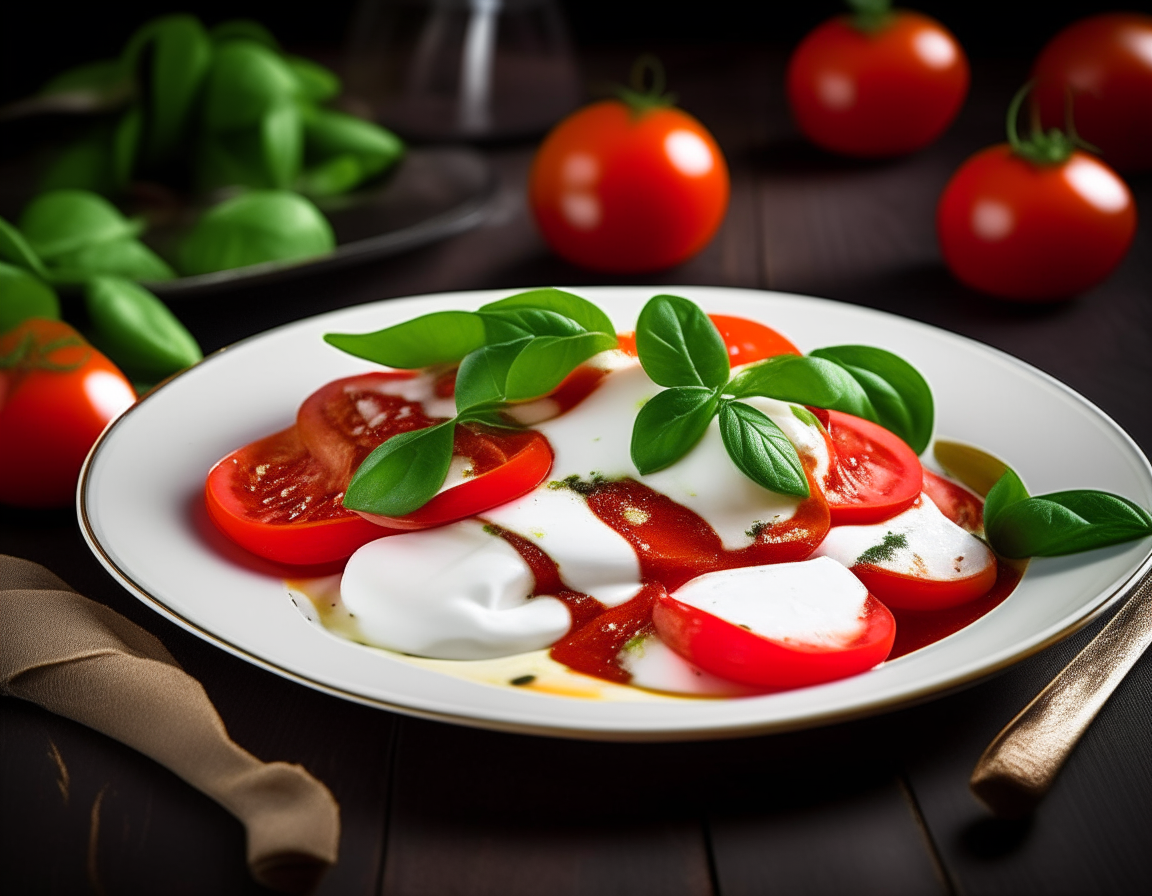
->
<box><xmin>0</xmin><ymin>555</ymin><xmax>340</xmax><ymax>894</ymax></box>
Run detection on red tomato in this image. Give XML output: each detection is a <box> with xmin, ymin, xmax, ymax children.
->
<box><xmin>616</xmin><ymin>314</ymin><xmax>801</xmax><ymax>367</ymax></box>
<box><xmin>0</xmin><ymin>318</ymin><xmax>135</xmax><ymax>508</ymax></box>
<box><xmin>937</xmin><ymin>144</ymin><xmax>1136</xmax><ymax>300</ymax></box>
<box><xmin>851</xmin><ymin>561</ymin><xmax>997</xmax><ymax>613</ymax></box>
<box><xmin>819</xmin><ymin>410</ymin><xmax>923</xmax><ymax>525</ymax></box>
<box><xmin>652</xmin><ymin>589</ymin><xmax>895</xmax><ymax>690</ymax></box>
<box><xmin>1033</xmin><ymin>13</ymin><xmax>1152</xmax><ymax>173</ymax></box>
<box><xmin>786</xmin><ymin>9</ymin><xmax>969</xmax><ymax>157</ymax></box>
<box><xmin>922</xmin><ymin>469</ymin><xmax>983</xmax><ymax>535</ymax></box>
<box><xmin>529</xmin><ymin>99</ymin><xmax>729</xmax><ymax>272</ymax></box>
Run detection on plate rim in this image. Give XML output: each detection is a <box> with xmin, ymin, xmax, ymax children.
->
<box><xmin>77</xmin><ymin>285</ymin><xmax>1152</xmax><ymax>741</ymax></box>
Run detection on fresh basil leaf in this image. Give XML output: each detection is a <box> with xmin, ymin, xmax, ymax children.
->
<box><xmin>480</xmin><ymin>289</ymin><xmax>614</xmax><ymax>338</ymax></box>
<box><xmin>178</xmin><ymin>190</ymin><xmax>334</xmax><ymax>275</ymax></box>
<box><xmin>727</xmin><ymin>354</ymin><xmax>875</xmax><ymax>420</ymax></box>
<box><xmin>39</xmin><ymin>128</ymin><xmax>117</xmax><ymax>195</ymax></box>
<box><xmin>631</xmin><ymin>386</ymin><xmax>719</xmax><ymax>475</ymax></box>
<box><xmin>0</xmin><ymin>262</ymin><xmax>59</xmax><ymax>331</ymax></box>
<box><xmin>84</xmin><ymin>276</ymin><xmax>202</xmax><ymax>378</ymax></box>
<box><xmin>719</xmin><ymin>401</ymin><xmax>809</xmax><ymax>497</ymax></box>
<box><xmin>111</xmin><ymin>105</ymin><xmax>143</xmax><ymax>186</ymax></box>
<box><xmin>478</xmin><ymin>308</ymin><xmax>587</xmax><ymax>343</ymax></box>
<box><xmin>19</xmin><ymin>190</ymin><xmax>144</xmax><ymax>259</ymax></box>
<box><xmin>343</xmin><ymin>420</ymin><xmax>457</xmax><ymax>516</ymax></box>
<box><xmin>195</xmin><ymin>130</ymin><xmax>269</xmax><ymax>191</ymax></box>
<box><xmin>636</xmin><ymin>294</ymin><xmax>729</xmax><ymax>388</ymax></box>
<box><xmin>210</xmin><ymin>19</ymin><xmax>280</xmax><ymax>49</ymax></box>
<box><xmin>983</xmin><ymin>467</ymin><xmax>1030</xmax><ymax>529</ymax></box>
<box><xmin>455</xmin><ymin>338</ymin><xmax>532</xmax><ymax>411</ymax></box>
<box><xmin>202</xmin><ymin>40</ymin><xmax>298</xmax><ymax>133</ymax></box>
<box><xmin>987</xmin><ymin>490</ymin><xmax>1152</xmax><ymax>558</ymax></box>
<box><xmin>123</xmin><ymin>14</ymin><xmax>212</xmax><ymax>163</ymax></box>
<box><xmin>287</xmin><ymin>55</ymin><xmax>341</xmax><ymax>103</ymax></box>
<box><xmin>46</xmin><ymin>236</ymin><xmax>176</xmax><ymax>283</ymax></box>
<box><xmin>261</xmin><ymin>101</ymin><xmax>302</xmax><ymax>188</ymax></box>
<box><xmin>809</xmin><ymin>345</ymin><xmax>934</xmax><ymax>453</ymax></box>
<box><xmin>324</xmin><ymin>311</ymin><xmax>485</xmax><ymax>368</ymax></box>
<box><xmin>298</xmin><ymin>155</ymin><xmax>365</xmax><ymax>197</ymax></box>
<box><xmin>503</xmin><ymin>332</ymin><xmax>618</xmax><ymax>401</ymax></box>
<box><xmin>0</xmin><ymin>217</ymin><xmax>49</xmax><ymax>278</ymax></box>
<box><xmin>300</xmin><ymin>107</ymin><xmax>403</xmax><ymax>189</ymax></box>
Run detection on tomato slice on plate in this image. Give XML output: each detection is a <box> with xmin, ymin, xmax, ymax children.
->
<box><xmin>819</xmin><ymin>410</ymin><xmax>923</xmax><ymax>525</ymax></box>
<box><xmin>922</xmin><ymin>469</ymin><xmax>984</xmax><ymax>535</ymax></box>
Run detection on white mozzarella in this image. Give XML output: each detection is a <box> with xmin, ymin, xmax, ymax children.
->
<box><xmin>670</xmin><ymin>557</ymin><xmax>870</xmax><ymax>649</ymax></box>
<box><xmin>341</xmin><ymin>520</ymin><xmax>570</xmax><ymax>660</ymax></box>
<box><xmin>813</xmin><ymin>495</ymin><xmax>994</xmax><ymax>580</ymax></box>
<box><xmin>618</xmin><ymin>634</ymin><xmax>755</xmax><ymax>696</ymax></box>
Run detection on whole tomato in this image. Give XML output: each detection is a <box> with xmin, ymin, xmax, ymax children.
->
<box><xmin>936</xmin><ymin>88</ymin><xmax>1137</xmax><ymax>302</ymax></box>
<box><xmin>529</xmin><ymin>62</ymin><xmax>729</xmax><ymax>273</ymax></box>
<box><xmin>1033</xmin><ymin>13</ymin><xmax>1152</xmax><ymax>173</ymax></box>
<box><xmin>0</xmin><ymin>318</ymin><xmax>136</xmax><ymax>507</ymax></box>
<box><xmin>787</xmin><ymin>0</ymin><xmax>969</xmax><ymax>157</ymax></box>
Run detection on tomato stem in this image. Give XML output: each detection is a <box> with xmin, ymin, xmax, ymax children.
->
<box><xmin>0</xmin><ymin>332</ymin><xmax>89</xmax><ymax>374</ymax></box>
<box><xmin>1006</xmin><ymin>81</ymin><xmax>1094</xmax><ymax>165</ymax></box>
<box><xmin>846</xmin><ymin>0</ymin><xmax>893</xmax><ymax>33</ymax></box>
<box><xmin>614</xmin><ymin>54</ymin><xmax>677</xmax><ymax>115</ymax></box>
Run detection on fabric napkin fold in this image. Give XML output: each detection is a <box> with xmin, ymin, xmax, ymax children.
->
<box><xmin>0</xmin><ymin>555</ymin><xmax>340</xmax><ymax>894</ymax></box>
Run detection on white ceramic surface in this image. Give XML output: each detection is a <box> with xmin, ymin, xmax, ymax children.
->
<box><xmin>79</xmin><ymin>286</ymin><xmax>1152</xmax><ymax>740</ymax></box>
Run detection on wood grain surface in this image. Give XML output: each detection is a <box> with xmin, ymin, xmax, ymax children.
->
<box><xmin>3</xmin><ymin>45</ymin><xmax>1150</xmax><ymax>895</ymax></box>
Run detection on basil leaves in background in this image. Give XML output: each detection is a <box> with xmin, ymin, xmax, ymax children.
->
<box><xmin>334</xmin><ymin>290</ymin><xmax>617</xmax><ymax>517</ymax></box>
<box><xmin>983</xmin><ymin>468</ymin><xmax>1152</xmax><ymax>558</ymax></box>
<box><xmin>629</xmin><ymin>294</ymin><xmax>936</xmax><ymax>498</ymax></box>
<box><xmin>0</xmin><ymin>263</ymin><xmax>60</xmax><ymax>332</ymax></box>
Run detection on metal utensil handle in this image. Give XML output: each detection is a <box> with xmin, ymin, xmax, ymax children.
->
<box><xmin>970</xmin><ymin>560</ymin><xmax>1152</xmax><ymax>818</ymax></box>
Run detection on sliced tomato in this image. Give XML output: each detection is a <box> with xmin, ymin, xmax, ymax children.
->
<box><xmin>922</xmin><ymin>469</ymin><xmax>984</xmax><ymax>535</ymax></box>
<box><xmin>852</xmin><ymin>564</ymin><xmax>997</xmax><ymax>613</ymax></box>
<box><xmin>652</xmin><ymin>588</ymin><xmax>895</xmax><ymax>690</ymax></box>
<box><xmin>617</xmin><ymin>313</ymin><xmax>801</xmax><ymax>367</ymax></box>
<box><xmin>356</xmin><ymin>426</ymin><xmax>553</xmax><ymax>530</ymax></box>
<box><xmin>819</xmin><ymin>410</ymin><xmax>923</xmax><ymax>525</ymax></box>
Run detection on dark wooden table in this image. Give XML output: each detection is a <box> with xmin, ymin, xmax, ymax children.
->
<box><xmin>3</xmin><ymin>46</ymin><xmax>1151</xmax><ymax>895</ymax></box>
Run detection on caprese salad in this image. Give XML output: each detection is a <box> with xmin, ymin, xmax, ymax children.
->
<box><xmin>204</xmin><ymin>290</ymin><xmax>1152</xmax><ymax>697</ymax></box>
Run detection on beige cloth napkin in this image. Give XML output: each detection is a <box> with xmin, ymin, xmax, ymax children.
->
<box><xmin>0</xmin><ymin>555</ymin><xmax>340</xmax><ymax>894</ymax></box>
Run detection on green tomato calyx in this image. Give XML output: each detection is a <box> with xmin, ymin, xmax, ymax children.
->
<box><xmin>847</xmin><ymin>0</ymin><xmax>894</xmax><ymax>33</ymax></box>
<box><xmin>614</xmin><ymin>54</ymin><xmax>677</xmax><ymax>116</ymax></box>
<box><xmin>1007</xmin><ymin>81</ymin><xmax>1097</xmax><ymax>166</ymax></box>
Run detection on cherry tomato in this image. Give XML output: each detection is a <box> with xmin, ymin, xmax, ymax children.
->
<box><xmin>819</xmin><ymin>410</ymin><xmax>923</xmax><ymax>525</ymax></box>
<box><xmin>651</xmin><ymin>588</ymin><xmax>895</xmax><ymax>690</ymax></box>
<box><xmin>0</xmin><ymin>318</ymin><xmax>135</xmax><ymax>508</ymax></box>
<box><xmin>786</xmin><ymin>7</ymin><xmax>969</xmax><ymax>157</ymax></box>
<box><xmin>616</xmin><ymin>314</ymin><xmax>801</xmax><ymax>367</ymax></box>
<box><xmin>1032</xmin><ymin>13</ymin><xmax>1152</xmax><ymax>173</ymax></box>
<box><xmin>529</xmin><ymin>99</ymin><xmax>729</xmax><ymax>273</ymax></box>
<box><xmin>936</xmin><ymin>144</ymin><xmax>1136</xmax><ymax>300</ymax></box>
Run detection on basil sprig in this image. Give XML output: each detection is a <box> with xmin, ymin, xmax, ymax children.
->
<box><xmin>332</xmin><ymin>289</ymin><xmax>617</xmax><ymax>516</ymax></box>
<box><xmin>983</xmin><ymin>468</ymin><xmax>1152</xmax><ymax>559</ymax></box>
<box><xmin>629</xmin><ymin>294</ymin><xmax>935</xmax><ymax>497</ymax></box>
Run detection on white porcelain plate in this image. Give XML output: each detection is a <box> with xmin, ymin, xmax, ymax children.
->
<box><xmin>79</xmin><ymin>287</ymin><xmax>1152</xmax><ymax>741</ymax></box>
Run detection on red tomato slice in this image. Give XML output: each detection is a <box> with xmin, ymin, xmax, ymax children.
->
<box><xmin>922</xmin><ymin>469</ymin><xmax>984</xmax><ymax>535</ymax></box>
<box><xmin>617</xmin><ymin>314</ymin><xmax>801</xmax><ymax>367</ymax></box>
<box><xmin>652</xmin><ymin>589</ymin><xmax>895</xmax><ymax>690</ymax></box>
<box><xmin>819</xmin><ymin>410</ymin><xmax>923</xmax><ymax>525</ymax></box>
<box><xmin>851</xmin><ymin>563</ymin><xmax>997</xmax><ymax>613</ymax></box>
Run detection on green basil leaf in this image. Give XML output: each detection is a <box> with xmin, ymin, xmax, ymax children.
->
<box><xmin>983</xmin><ymin>467</ymin><xmax>1030</xmax><ymax>530</ymax></box>
<box><xmin>480</xmin><ymin>289</ymin><xmax>614</xmax><ymax>338</ymax></box>
<box><xmin>112</xmin><ymin>105</ymin><xmax>143</xmax><ymax>186</ymax></box>
<box><xmin>298</xmin><ymin>155</ymin><xmax>365</xmax><ymax>197</ymax></box>
<box><xmin>0</xmin><ymin>262</ymin><xmax>59</xmax><ymax>331</ymax></box>
<box><xmin>194</xmin><ymin>130</ymin><xmax>269</xmax><ymax>191</ymax></box>
<box><xmin>301</xmin><ymin>108</ymin><xmax>402</xmax><ymax>175</ymax></box>
<box><xmin>324</xmin><ymin>310</ymin><xmax>486</xmax><ymax>368</ymax></box>
<box><xmin>503</xmin><ymin>332</ymin><xmax>618</xmax><ymax>401</ymax></box>
<box><xmin>84</xmin><ymin>276</ymin><xmax>202</xmax><ymax>377</ymax></box>
<box><xmin>809</xmin><ymin>345</ymin><xmax>934</xmax><ymax>453</ymax></box>
<box><xmin>343</xmin><ymin>420</ymin><xmax>457</xmax><ymax>516</ymax></box>
<box><xmin>45</xmin><ymin>236</ymin><xmax>176</xmax><ymax>284</ymax></box>
<box><xmin>477</xmin><ymin>308</ymin><xmax>587</xmax><ymax>343</ymax></box>
<box><xmin>39</xmin><ymin>127</ymin><xmax>117</xmax><ymax>195</ymax></box>
<box><xmin>210</xmin><ymin>19</ymin><xmax>280</xmax><ymax>49</ymax></box>
<box><xmin>19</xmin><ymin>190</ymin><xmax>144</xmax><ymax>259</ymax></box>
<box><xmin>455</xmin><ymin>338</ymin><xmax>532</xmax><ymax>411</ymax></box>
<box><xmin>202</xmin><ymin>40</ymin><xmax>298</xmax><ymax>133</ymax></box>
<box><xmin>261</xmin><ymin>101</ymin><xmax>302</xmax><ymax>188</ymax></box>
<box><xmin>178</xmin><ymin>190</ymin><xmax>334</xmax><ymax>275</ymax></box>
<box><xmin>727</xmin><ymin>354</ymin><xmax>875</xmax><ymax>420</ymax></box>
<box><xmin>636</xmin><ymin>294</ymin><xmax>729</xmax><ymax>388</ymax></box>
<box><xmin>719</xmin><ymin>400</ymin><xmax>809</xmax><ymax>497</ymax></box>
<box><xmin>123</xmin><ymin>14</ymin><xmax>212</xmax><ymax>163</ymax></box>
<box><xmin>630</xmin><ymin>386</ymin><xmax>719</xmax><ymax>475</ymax></box>
<box><xmin>987</xmin><ymin>490</ymin><xmax>1152</xmax><ymax>558</ymax></box>
<box><xmin>287</xmin><ymin>55</ymin><xmax>341</xmax><ymax>103</ymax></box>
<box><xmin>0</xmin><ymin>217</ymin><xmax>49</xmax><ymax>278</ymax></box>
